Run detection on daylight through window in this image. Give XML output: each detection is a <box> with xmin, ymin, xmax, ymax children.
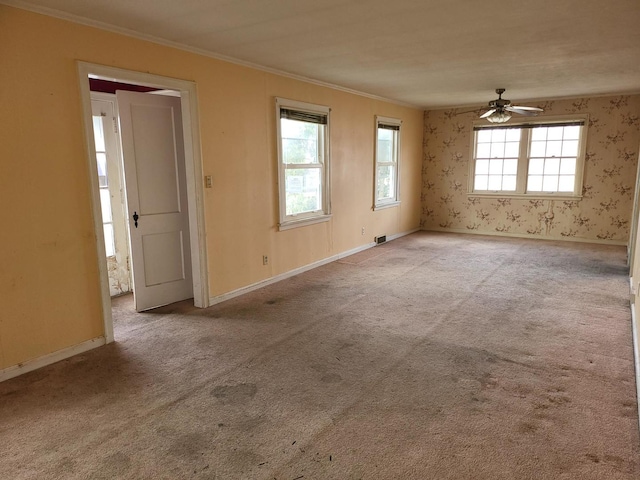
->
<box><xmin>375</xmin><ymin>116</ymin><xmax>401</xmax><ymax>208</ymax></box>
<box><xmin>470</xmin><ymin>118</ymin><xmax>586</xmax><ymax>197</ymax></box>
<box><xmin>276</xmin><ymin>98</ymin><xmax>331</xmax><ymax>230</ymax></box>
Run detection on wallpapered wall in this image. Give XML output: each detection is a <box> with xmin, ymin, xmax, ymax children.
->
<box><xmin>421</xmin><ymin>95</ymin><xmax>640</xmax><ymax>243</ymax></box>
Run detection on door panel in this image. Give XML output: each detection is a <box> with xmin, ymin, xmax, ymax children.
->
<box><xmin>117</xmin><ymin>91</ymin><xmax>193</xmax><ymax>311</ymax></box>
<box><xmin>130</xmin><ymin>104</ymin><xmax>182</xmax><ymax>215</ymax></box>
<box><xmin>142</xmin><ymin>231</ymin><xmax>185</xmax><ymax>286</ymax></box>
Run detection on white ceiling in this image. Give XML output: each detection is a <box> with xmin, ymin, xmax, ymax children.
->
<box><xmin>7</xmin><ymin>0</ymin><xmax>640</xmax><ymax>108</ymax></box>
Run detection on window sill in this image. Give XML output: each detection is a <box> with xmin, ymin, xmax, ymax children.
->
<box><xmin>467</xmin><ymin>192</ymin><xmax>582</xmax><ymax>201</ymax></box>
<box><xmin>278</xmin><ymin>214</ymin><xmax>332</xmax><ymax>231</ymax></box>
<box><xmin>374</xmin><ymin>200</ymin><xmax>401</xmax><ymax>211</ymax></box>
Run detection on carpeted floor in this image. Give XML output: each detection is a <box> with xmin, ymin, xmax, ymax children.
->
<box><xmin>0</xmin><ymin>232</ymin><xmax>638</xmax><ymax>479</ymax></box>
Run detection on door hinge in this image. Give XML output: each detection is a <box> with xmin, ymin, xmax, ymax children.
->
<box><xmin>112</xmin><ymin>117</ymin><xmax>119</xmax><ymax>134</ymax></box>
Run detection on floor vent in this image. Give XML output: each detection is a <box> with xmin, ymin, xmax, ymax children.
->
<box><xmin>375</xmin><ymin>235</ymin><xmax>387</xmax><ymax>245</ymax></box>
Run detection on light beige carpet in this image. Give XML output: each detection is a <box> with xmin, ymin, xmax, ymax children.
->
<box><xmin>0</xmin><ymin>232</ymin><xmax>638</xmax><ymax>479</ymax></box>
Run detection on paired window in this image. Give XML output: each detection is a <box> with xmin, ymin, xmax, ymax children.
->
<box><xmin>276</xmin><ymin>98</ymin><xmax>403</xmax><ymax>230</ymax></box>
<box><xmin>375</xmin><ymin>116</ymin><xmax>401</xmax><ymax>208</ymax></box>
<box><xmin>276</xmin><ymin>98</ymin><xmax>331</xmax><ymax>230</ymax></box>
<box><xmin>470</xmin><ymin>117</ymin><xmax>587</xmax><ymax>197</ymax></box>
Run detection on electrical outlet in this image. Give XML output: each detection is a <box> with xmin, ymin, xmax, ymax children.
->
<box><xmin>361</xmin><ymin>227</ymin><xmax>365</xmax><ymax>235</ymax></box>
<box><xmin>263</xmin><ymin>255</ymin><xmax>269</xmax><ymax>265</ymax></box>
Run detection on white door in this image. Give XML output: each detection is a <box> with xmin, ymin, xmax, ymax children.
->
<box><xmin>116</xmin><ymin>91</ymin><xmax>193</xmax><ymax>311</ymax></box>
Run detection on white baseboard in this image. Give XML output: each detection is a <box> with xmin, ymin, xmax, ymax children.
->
<box><xmin>0</xmin><ymin>336</ymin><xmax>106</xmax><ymax>383</ymax></box>
<box><xmin>209</xmin><ymin>227</ymin><xmax>420</xmax><ymax>306</ymax></box>
<box><xmin>631</xmin><ymin>299</ymin><xmax>640</xmax><ymax>434</ymax></box>
<box><xmin>423</xmin><ymin>227</ymin><xmax>627</xmax><ymax>246</ymax></box>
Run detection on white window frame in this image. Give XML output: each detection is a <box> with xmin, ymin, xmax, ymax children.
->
<box><xmin>276</xmin><ymin>97</ymin><xmax>331</xmax><ymax>231</ymax></box>
<box><xmin>374</xmin><ymin>116</ymin><xmax>402</xmax><ymax>210</ymax></box>
<box><xmin>468</xmin><ymin>114</ymin><xmax>588</xmax><ymax>199</ymax></box>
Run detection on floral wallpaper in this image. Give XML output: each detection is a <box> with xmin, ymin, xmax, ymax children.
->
<box><xmin>421</xmin><ymin>94</ymin><xmax>640</xmax><ymax>243</ymax></box>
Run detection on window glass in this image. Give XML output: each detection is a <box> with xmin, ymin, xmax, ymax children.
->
<box><xmin>277</xmin><ymin>98</ymin><xmax>330</xmax><ymax>228</ymax></box>
<box><xmin>285</xmin><ymin>168</ymin><xmax>321</xmax><ymax>216</ymax></box>
<box><xmin>375</xmin><ymin>118</ymin><xmax>401</xmax><ymax>207</ymax></box>
<box><xmin>93</xmin><ymin>114</ymin><xmax>116</xmax><ymax>256</ymax></box>
<box><xmin>472</xmin><ymin>120</ymin><xmax>585</xmax><ymax>196</ymax></box>
<box><xmin>473</xmin><ymin>128</ymin><xmax>520</xmax><ymax>192</ymax></box>
<box><xmin>281</xmin><ymin>119</ymin><xmax>320</xmax><ymax>165</ymax></box>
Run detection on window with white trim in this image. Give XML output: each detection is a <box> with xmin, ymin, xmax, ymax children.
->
<box><xmin>470</xmin><ymin>117</ymin><xmax>587</xmax><ymax>197</ymax></box>
<box><xmin>375</xmin><ymin>116</ymin><xmax>401</xmax><ymax>208</ymax></box>
<box><xmin>276</xmin><ymin>98</ymin><xmax>331</xmax><ymax>230</ymax></box>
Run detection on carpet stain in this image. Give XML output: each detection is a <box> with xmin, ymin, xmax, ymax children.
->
<box><xmin>229</xmin><ymin>449</ymin><xmax>265</xmax><ymax>470</ymax></box>
<box><xmin>100</xmin><ymin>452</ymin><xmax>131</xmax><ymax>473</ymax></box>
<box><xmin>517</xmin><ymin>421</ymin><xmax>539</xmax><ymax>434</ymax></box>
<box><xmin>546</xmin><ymin>393</ymin><xmax>571</xmax><ymax>406</ymax></box>
<box><xmin>170</xmin><ymin>432</ymin><xmax>210</xmax><ymax>457</ymax></box>
<box><xmin>621</xmin><ymin>400</ymin><xmax>637</xmax><ymax>417</ymax></box>
<box><xmin>197</xmin><ymin>335</ymin><xmax>216</xmax><ymax>346</ymax></box>
<box><xmin>320</xmin><ymin>373</ymin><xmax>342</xmax><ymax>383</ymax></box>
<box><xmin>212</xmin><ymin>383</ymin><xmax>258</xmax><ymax>404</ymax></box>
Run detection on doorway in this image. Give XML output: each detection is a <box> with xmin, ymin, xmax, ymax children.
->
<box><xmin>78</xmin><ymin>63</ymin><xmax>209</xmax><ymax>343</ymax></box>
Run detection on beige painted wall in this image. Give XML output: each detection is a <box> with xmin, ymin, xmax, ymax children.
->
<box><xmin>0</xmin><ymin>6</ymin><xmax>423</xmax><ymax>370</ymax></box>
<box><xmin>422</xmin><ymin>95</ymin><xmax>640</xmax><ymax>243</ymax></box>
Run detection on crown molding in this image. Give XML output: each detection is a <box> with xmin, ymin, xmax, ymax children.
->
<box><xmin>1</xmin><ymin>0</ymin><xmax>423</xmax><ymax>110</ymax></box>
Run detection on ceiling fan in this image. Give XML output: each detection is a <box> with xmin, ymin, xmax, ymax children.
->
<box><xmin>477</xmin><ymin>88</ymin><xmax>543</xmax><ymax>123</ymax></box>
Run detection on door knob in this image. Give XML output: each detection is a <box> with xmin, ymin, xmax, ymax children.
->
<box><xmin>133</xmin><ymin>211</ymin><xmax>139</xmax><ymax>228</ymax></box>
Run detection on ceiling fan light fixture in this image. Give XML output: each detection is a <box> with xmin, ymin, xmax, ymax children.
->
<box><xmin>487</xmin><ymin>110</ymin><xmax>511</xmax><ymax>123</ymax></box>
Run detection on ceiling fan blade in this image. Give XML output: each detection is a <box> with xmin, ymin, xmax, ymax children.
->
<box><xmin>505</xmin><ymin>106</ymin><xmax>539</xmax><ymax>116</ymax></box>
<box><xmin>454</xmin><ymin>108</ymin><xmax>482</xmax><ymax>115</ymax></box>
<box><xmin>479</xmin><ymin>109</ymin><xmax>496</xmax><ymax>119</ymax></box>
<box><xmin>508</xmin><ymin>105</ymin><xmax>543</xmax><ymax>111</ymax></box>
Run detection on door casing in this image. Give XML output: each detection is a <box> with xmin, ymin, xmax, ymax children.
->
<box><xmin>78</xmin><ymin>62</ymin><xmax>209</xmax><ymax>343</ymax></box>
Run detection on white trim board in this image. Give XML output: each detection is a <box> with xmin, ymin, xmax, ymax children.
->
<box><xmin>0</xmin><ymin>337</ymin><xmax>105</xmax><ymax>383</ymax></box>
<box><xmin>209</xmin><ymin>228</ymin><xmax>420</xmax><ymax>306</ymax></box>
<box><xmin>630</xmin><ymin>300</ymin><xmax>640</xmax><ymax>434</ymax></box>
<box><xmin>423</xmin><ymin>227</ymin><xmax>627</xmax><ymax>247</ymax></box>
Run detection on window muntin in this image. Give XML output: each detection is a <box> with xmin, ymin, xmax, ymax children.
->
<box><xmin>375</xmin><ymin>116</ymin><xmax>401</xmax><ymax>208</ymax></box>
<box><xmin>276</xmin><ymin>98</ymin><xmax>331</xmax><ymax>229</ymax></box>
<box><xmin>470</xmin><ymin>118</ymin><xmax>586</xmax><ymax>197</ymax></box>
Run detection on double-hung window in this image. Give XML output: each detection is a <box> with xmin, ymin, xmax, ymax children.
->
<box><xmin>375</xmin><ymin>116</ymin><xmax>401</xmax><ymax>209</ymax></box>
<box><xmin>276</xmin><ymin>98</ymin><xmax>331</xmax><ymax>230</ymax></box>
<box><xmin>470</xmin><ymin>116</ymin><xmax>587</xmax><ymax>198</ymax></box>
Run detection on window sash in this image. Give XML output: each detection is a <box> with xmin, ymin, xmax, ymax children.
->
<box><xmin>276</xmin><ymin>98</ymin><xmax>331</xmax><ymax>228</ymax></box>
<box><xmin>375</xmin><ymin>117</ymin><xmax>401</xmax><ymax>207</ymax></box>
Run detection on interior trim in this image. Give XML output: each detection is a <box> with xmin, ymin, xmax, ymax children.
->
<box><xmin>0</xmin><ymin>337</ymin><xmax>106</xmax><ymax>383</ymax></box>
<box><xmin>209</xmin><ymin>228</ymin><xmax>420</xmax><ymax>306</ymax></box>
<box><xmin>630</xmin><ymin>299</ymin><xmax>640</xmax><ymax>433</ymax></box>
<box><xmin>423</xmin><ymin>227</ymin><xmax>627</xmax><ymax>246</ymax></box>
<box><xmin>2</xmin><ymin>0</ymin><xmax>421</xmax><ymax>110</ymax></box>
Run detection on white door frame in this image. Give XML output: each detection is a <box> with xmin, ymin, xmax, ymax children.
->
<box><xmin>77</xmin><ymin>62</ymin><xmax>209</xmax><ymax>343</ymax></box>
<box><xmin>628</xmin><ymin>152</ymin><xmax>640</xmax><ymax>273</ymax></box>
